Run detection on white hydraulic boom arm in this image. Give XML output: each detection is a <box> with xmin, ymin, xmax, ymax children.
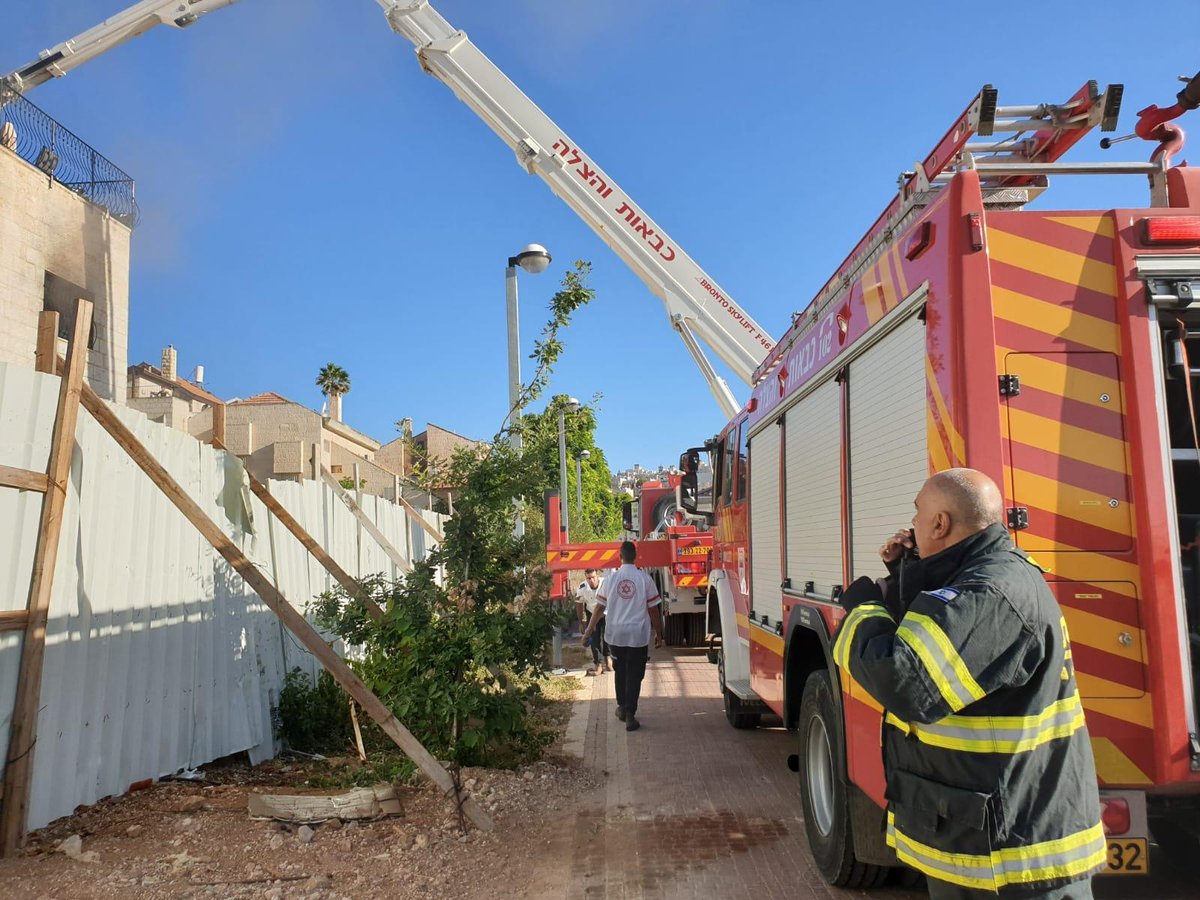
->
<box><xmin>2</xmin><ymin>0</ymin><xmax>239</xmax><ymax>93</ymax></box>
<box><xmin>378</xmin><ymin>1</ymin><xmax>774</xmax><ymax>417</ymax></box>
<box><xmin>3</xmin><ymin>0</ymin><xmax>774</xmax><ymax>416</ymax></box>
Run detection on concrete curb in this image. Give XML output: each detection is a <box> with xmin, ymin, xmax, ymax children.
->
<box><xmin>561</xmin><ymin>677</ymin><xmax>593</xmax><ymax>761</ymax></box>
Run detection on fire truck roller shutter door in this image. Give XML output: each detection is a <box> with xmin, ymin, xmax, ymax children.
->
<box><xmin>749</xmin><ymin>418</ymin><xmax>784</xmax><ymax>631</ymax></box>
<box><xmin>785</xmin><ymin>380</ymin><xmax>843</xmax><ymax>600</ymax></box>
<box><xmin>849</xmin><ymin>314</ymin><xmax>928</xmax><ymax>578</ymax></box>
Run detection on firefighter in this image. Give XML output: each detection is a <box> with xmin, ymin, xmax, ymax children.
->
<box><xmin>832</xmin><ymin>468</ymin><xmax>1104</xmax><ymax>899</ymax></box>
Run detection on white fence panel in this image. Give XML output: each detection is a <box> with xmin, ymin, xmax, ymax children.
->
<box><xmin>0</xmin><ymin>363</ymin><xmax>445</xmax><ymax>831</ymax></box>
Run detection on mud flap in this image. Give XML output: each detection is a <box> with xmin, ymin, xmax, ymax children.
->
<box><xmin>850</xmin><ymin>784</ymin><xmax>898</xmax><ymax>867</ymax></box>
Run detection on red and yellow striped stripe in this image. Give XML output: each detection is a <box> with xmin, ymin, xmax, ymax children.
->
<box><xmin>546</xmin><ymin>548</ymin><xmax>620</xmax><ymax>566</ymax></box>
<box><xmin>987</xmin><ymin>211</ymin><xmax>1153</xmax><ymax>785</ymax></box>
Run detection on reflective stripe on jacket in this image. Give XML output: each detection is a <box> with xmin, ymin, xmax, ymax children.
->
<box><xmin>832</xmin><ymin>524</ymin><xmax>1105</xmax><ymax>893</ymax></box>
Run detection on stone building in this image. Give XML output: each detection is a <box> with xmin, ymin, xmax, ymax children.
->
<box><xmin>127</xmin><ymin>345</ymin><xmax>222</xmax><ymax>433</ymax></box>
<box><xmin>0</xmin><ymin>92</ymin><xmax>133</xmax><ymax>400</ymax></box>
<box><xmin>375</xmin><ymin>422</ymin><xmax>482</xmax><ymax>511</ymax></box>
<box><xmin>190</xmin><ymin>391</ymin><xmax>420</xmax><ymax>503</ymax></box>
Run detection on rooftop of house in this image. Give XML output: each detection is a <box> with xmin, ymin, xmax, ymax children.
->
<box><xmin>228</xmin><ymin>391</ymin><xmax>293</xmax><ymax>406</ymax></box>
<box><xmin>415</xmin><ymin>422</ymin><xmax>480</xmax><ymax>444</ymax></box>
<box><xmin>323</xmin><ymin>416</ymin><xmax>380</xmax><ymax>452</ymax></box>
<box><xmin>227</xmin><ymin>393</ymin><xmax>380</xmax><ymax>451</ymax></box>
<box><xmin>129</xmin><ymin>362</ymin><xmax>223</xmax><ymax>407</ymax></box>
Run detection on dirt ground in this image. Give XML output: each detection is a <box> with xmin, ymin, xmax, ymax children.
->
<box><xmin>3</xmin><ymin>671</ymin><xmax>596</xmax><ymax>900</ymax></box>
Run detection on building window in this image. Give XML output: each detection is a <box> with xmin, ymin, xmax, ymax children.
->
<box><xmin>43</xmin><ymin>272</ymin><xmax>98</xmax><ymax>349</ymax></box>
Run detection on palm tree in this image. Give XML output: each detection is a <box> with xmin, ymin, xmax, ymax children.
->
<box><xmin>316</xmin><ymin>363</ymin><xmax>350</xmax><ymax>420</ymax></box>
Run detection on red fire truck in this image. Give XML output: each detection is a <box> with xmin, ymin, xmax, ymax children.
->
<box><xmin>678</xmin><ymin>77</ymin><xmax>1200</xmax><ymax>885</ymax></box>
<box><xmin>619</xmin><ymin>477</ymin><xmax>711</xmax><ymax>647</ymax></box>
<box><xmin>545</xmin><ymin>480</ymin><xmax>713</xmax><ymax>648</ymax></box>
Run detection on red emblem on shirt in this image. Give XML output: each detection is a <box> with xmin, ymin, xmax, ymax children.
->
<box><xmin>617</xmin><ymin>579</ymin><xmax>636</xmax><ymax>599</ymax></box>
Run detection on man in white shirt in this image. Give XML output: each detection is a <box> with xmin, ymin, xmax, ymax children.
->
<box><xmin>581</xmin><ymin>541</ymin><xmax>663</xmax><ymax>732</ymax></box>
<box><xmin>575</xmin><ymin>569</ymin><xmax>609</xmax><ymax>676</ymax></box>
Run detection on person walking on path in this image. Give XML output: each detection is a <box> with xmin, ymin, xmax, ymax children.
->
<box><xmin>832</xmin><ymin>468</ymin><xmax>1104</xmax><ymax>899</ymax></box>
<box><xmin>581</xmin><ymin>541</ymin><xmax>663</xmax><ymax>732</ymax></box>
<box><xmin>576</xmin><ymin>569</ymin><xmax>610</xmax><ymax>676</ymax></box>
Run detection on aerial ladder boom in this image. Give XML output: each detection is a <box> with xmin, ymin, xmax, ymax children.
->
<box><xmin>1</xmin><ymin>0</ymin><xmax>239</xmax><ymax>93</ymax></box>
<box><xmin>3</xmin><ymin>0</ymin><xmax>773</xmax><ymax>416</ymax></box>
<box><xmin>378</xmin><ymin>1</ymin><xmax>774</xmax><ymax>417</ymax></box>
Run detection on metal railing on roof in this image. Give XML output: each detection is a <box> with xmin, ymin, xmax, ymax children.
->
<box><xmin>0</xmin><ymin>85</ymin><xmax>139</xmax><ymax>226</ymax></box>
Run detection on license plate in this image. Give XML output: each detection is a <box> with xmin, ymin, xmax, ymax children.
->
<box><xmin>1105</xmin><ymin>838</ymin><xmax>1148</xmax><ymax>875</ymax></box>
<box><xmin>678</xmin><ymin>546</ymin><xmax>709</xmax><ymax>556</ymax></box>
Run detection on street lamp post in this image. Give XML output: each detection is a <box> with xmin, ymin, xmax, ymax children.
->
<box><xmin>505</xmin><ymin>243</ymin><xmax>551</xmax><ymax>538</ymax></box>
<box><xmin>576</xmin><ymin>449</ymin><xmax>590</xmax><ymax>526</ymax></box>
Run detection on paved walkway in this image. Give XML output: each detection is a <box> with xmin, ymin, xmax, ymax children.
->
<box><xmin>559</xmin><ymin>647</ymin><xmax>1193</xmax><ymax>900</ymax></box>
<box><xmin>561</xmin><ymin>647</ymin><xmax>910</xmax><ymax>900</ymax></box>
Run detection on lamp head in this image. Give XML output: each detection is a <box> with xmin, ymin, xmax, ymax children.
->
<box><xmin>579</xmin><ymin>449</ymin><xmax>591</xmax><ymax>461</ymax></box>
<box><xmin>513</xmin><ymin>243</ymin><xmax>552</xmax><ymax>275</ymax></box>
<box><xmin>566</xmin><ymin>396</ymin><xmax>581</xmax><ymax>412</ymax></box>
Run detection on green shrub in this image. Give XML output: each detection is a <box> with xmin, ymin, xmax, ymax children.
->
<box><xmin>311</xmin><ymin>570</ymin><xmax>555</xmax><ymax>766</ymax></box>
<box><xmin>275</xmin><ymin>668</ymin><xmax>352</xmax><ymax>755</ymax></box>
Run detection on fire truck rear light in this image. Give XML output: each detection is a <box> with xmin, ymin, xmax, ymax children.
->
<box><xmin>1144</xmin><ymin>216</ymin><xmax>1200</xmax><ymax>244</ymax></box>
<box><xmin>1100</xmin><ymin>798</ymin><xmax>1131</xmax><ymax>835</ymax></box>
<box><xmin>746</xmin><ymin>397</ymin><xmax>758</xmax><ymax>413</ymax></box>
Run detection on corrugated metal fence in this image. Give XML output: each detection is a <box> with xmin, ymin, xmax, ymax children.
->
<box><xmin>0</xmin><ymin>363</ymin><xmax>444</xmax><ymax>831</ymax></box>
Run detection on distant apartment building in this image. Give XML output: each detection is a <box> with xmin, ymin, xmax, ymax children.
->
<box><xmin>127</xmin><ymin>345</ymin><xmax>221</xmax><ymax>433</ymax></box>
<box><xmin>199</xmin><ymin>391</ymin><xmax>377</xmax><ymax>489</ymax></box>
<box><xmin>375</xmin><ymin>422</ymin><xmax>481</xmax><ymax>511</ymax></box>
<box><xmin>613</xmin><ymin>460</ymin><xmax>711</xmax><ymax>493</ymax></box>
<box><xmin>0</xmin><ymin>90</ymin><xmax>134</xmax><ymax>400</ymax></box>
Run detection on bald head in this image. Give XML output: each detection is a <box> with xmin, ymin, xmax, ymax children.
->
<box><xmin>927</xmin><ymin>469</ymin><xmax>1004</xmax><ymax>531</ymax></box>
<box><xmin>912</xmin><ymin>468</ymin><xmax>1004</xmax><ymax>556</ymax></box>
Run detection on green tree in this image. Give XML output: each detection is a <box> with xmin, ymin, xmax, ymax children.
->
<box><xmin>311</xmin><ymin>261</ymin><xmax>598</xmax><ymax>764</ymax></box>
<box><xmin>517</xmin><ymin>397</ymin><xmax>621</xmax><ymax>542</ymax></box>
<box><xmin>315</xmin><ymin>362</ymin><xmax>350</xmax><ymax>401</ymax></box>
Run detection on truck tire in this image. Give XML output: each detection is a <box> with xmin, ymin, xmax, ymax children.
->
<box><xmin>650</xmin><ymin>495</ymin><xmax>676</xmax><ymax>532</ymax></box>
<box><xmin>718</xmin><ymin>646</ymin><xmax>760</xmax><ymax>729</ymax></box>
<box><xmin>1150</xmin><ymin>812</ymin><xmax>1200</xmax><ymax>874</ymax></box>
<box><xmin>797</xmin><ymin>670</ymin><xmax>889</xmax><ymax>888</ymax></box>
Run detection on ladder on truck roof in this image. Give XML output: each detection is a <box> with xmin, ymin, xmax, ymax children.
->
<box><xmin>753</xmin><ymin>81</ymin><xmax>1133</xmax><ymax>385</ymax></box>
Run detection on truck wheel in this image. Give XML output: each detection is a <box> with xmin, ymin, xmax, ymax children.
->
<box><xmin>718</xmin><ymin>646</ymin><xmax>759</xmax><ymax>729</ymax></box>
<box><xmin>1150</xmin><ymin>813</ymin><xmax>1200</xmax><ymax>874</ymax></box>
<box><xmin>798</xmin><ymin>670</ymin><xmax>889</xmax><ymax>888</ymax></box>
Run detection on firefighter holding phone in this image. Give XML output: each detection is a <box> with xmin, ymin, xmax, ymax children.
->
<box><xmin>832</xmin><ymin>468</ymin><xmax>1104</xmax><ymax>899</ymax></box>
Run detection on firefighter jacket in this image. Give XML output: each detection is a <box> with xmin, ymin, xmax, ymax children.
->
<box><xmin>831</xmin><ymin>524</ymin><xmax>1105</xmax><ymax>893</ymax></box>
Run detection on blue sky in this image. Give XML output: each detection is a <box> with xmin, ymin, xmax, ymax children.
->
<box><xmin>3</xmin><ymin>1</ymin><xmax>1197</xmax><ymax>470</ymax></box>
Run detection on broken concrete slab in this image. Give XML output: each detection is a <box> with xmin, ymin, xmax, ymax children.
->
<box><xmin>247</xmin><ymin>785</ymin><xmax>403</xmax><ymax>824</ymax></box>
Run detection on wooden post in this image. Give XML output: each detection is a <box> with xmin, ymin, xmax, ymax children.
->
<box><xmin>0</xmin><ymin>611</ymin><xmax>30</xmax><ymax>633</ymax></box>
<box><xmin>353</xmin><ymin>463</ymin><xmax>362</xmax><ymax>577</ymax></box>
<box><xmin>400</xmin><ymin>496</ymin><xmax>444</xmax><ymax>543</ymax></box>
<box><xmin>72</xmin><ymin>381</ymin><xmax>492</xmax><ymax>832</ymax></box>
<box><xmin>320</xmin><ymin>467</ymin><xmax>410</xmax><ymax>572</ymax></box>
<box><xmin>211</xmin><ymin>402</ymin><xmax>225</xmax><ymax>448</ymax></box>
<box><xmin>237</xmin><ymin>467</ymin><xmax>384</xmax><ymax>622</ymax></box>
<box><xmin>1</xmin><ymin>301</ymin><xmax>92</xmax><ymax>855</ymax></box>
<box><xmin>34</xmin><ymin>311</ymin><xmax>59</xmax><ymax>375</ymax></box>
<box><xmin>0</xmin><ymin>466</ymin><xmax>49</xmax><ymax>493</ymax></box>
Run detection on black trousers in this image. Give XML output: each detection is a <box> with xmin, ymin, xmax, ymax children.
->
<box><xmin>587</xmin><ymin>617</ymin><xmax>608</xmax><ymax>665</ymax></box>
<box><xmin>927</xmin><ymin>876</ymin><xmax>1093</xmax><ymax>899</ymax></box>
<box><xmin>609</xmin><ymin>643</ymin><xmax>649</xmax><ymax>716</ymax></box>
